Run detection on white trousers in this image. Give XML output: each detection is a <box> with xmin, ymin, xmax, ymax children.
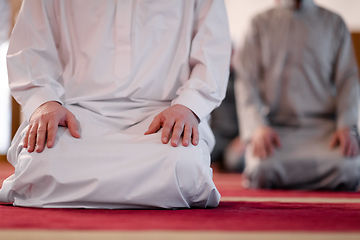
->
<box><xmin>0</xmin><ymin>103</ymin><xmax>220</xmax><ymax>208</ymax></box>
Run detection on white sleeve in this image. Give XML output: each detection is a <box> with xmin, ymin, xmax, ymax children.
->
<box><xmin>7</xmin><ymin>0</ymin><xmax>64</xmax><ymax>121</ymax></box>
<box><xmin>171</xmin><ymin>0</ymin><xmax>231</xmax><ymax>121</ymax></box>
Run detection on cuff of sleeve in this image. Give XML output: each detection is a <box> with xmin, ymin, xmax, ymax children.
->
<box><xmin>336</xmin><ymin>116</ymin><xmax>358</xmax><ymax>130</ymax></box>
<box><xmin>241</xmin><ymin>120</ymin><xmax>268</xmax><ymax>142</ymax></box>
<box><xmin>171</xmin><ymin>89</ymin><xmax>215</xmax><ymax>122</ymax></box>
<box><xmin>240</xmin><ymin>108</ymin><xmax>269</xmax><ymax>141</ymax></box>
<box><xmin>22</xmin><ymin>87</ymin><xmax>62</xmax><ymax>121</ymax></box>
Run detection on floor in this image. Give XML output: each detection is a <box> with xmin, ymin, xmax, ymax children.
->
<box><xmin>0</xmin><ymin>161</ymin><xmax>359</xmax><ymax>240</ymax></box>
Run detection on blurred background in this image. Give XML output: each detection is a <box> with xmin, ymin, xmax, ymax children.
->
<box><xmin>225</xmin><ymin>0</ymin><xmax>360</xmax><ymax>44</ymax></box>
<box><xmin>0</xmin><ymin>0</ymin><xmax>359</xmax><ymax>161</ymax></box>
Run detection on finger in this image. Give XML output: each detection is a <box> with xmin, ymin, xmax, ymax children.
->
<box><xmin>191</xmin><ymin>125</ymin><xmax>199</xmax><ymax>146</ymax></box>
<box><xmin>161</xmin><ymin>118</ymin><xmax>175</xmax><ymax>144</ymax></box>
<box><xmin>258</xmin><ymin>141</ymin><xmax>266</xmax><ymax>159</ymax></box>
<box><xmin>67</xmin><ymin>113</ymin><xmax>81</xmax><ymax>138</ymax></box>
<box><xmin>351</xmin><ymin>136</ymin><xmax>360</xmax><ymax>156</ymax></box>
<box><xmin>329</xmin><ymin>134</ymin><xmax>338</xmax><ymax>149</ymax></box>
<box><xmin>350</xmin><ymin>147</ymin><xmax>355</xmax><ymax>158</ymax></box>
<box><xmin>273</xmin><ymin>133</ymin><xmax>281</xmax><ymax>148</ymax></box>
<box><xmin>35</xmin><ymin>122</ymin><xmax>47</xmax><ymax>153</ymax></box>
<box><xmin>27</xmin><ymin>123</ymin><xmax>38</xmax><ymax>153</ymax></box>
<box><xmin>46</xmin><ymin>120</ymin><xmax>59</xmax><ymax>148</ymax></box>
<box><xmin>182</xmin><ymin>124</ymin><xmax>191</xmax><ymax>147</ymax></box>
<box><xmin>346</xmin><ymin>144</ymin><xmax>354</xmax><ymax>157</ymax></box>
<box><xmin>264</xmin><ymin>135</ymin><xmax>273</xmax><ymax>157</ymax></box>
<box><xmin>23</xmin><ymin>124</ymin><xmax>32</xmax><ymax>148</ymax></box>
<box><xmin>354</xmin><ymin>146</ymin><xmax>360</xmax><ymax>157</ymax></box>
<box><xmin>340</xmin><ymin>137</ymin><xmax>349</xmax><ymax>156</ymax></box>
<box><xmin>170</xmin><ymin>122</ymin><xmax>184</xmax><ymax>147</ymax></box>
<box><xmin>145</xmin><ymin>116</ymin><xmax>161</xmax><ymax>135</ymax></box>
<box><xmin>252</xmin><ymin>142</ymin><xmax>259</xmax><ymax>157</ymax></box>
<box><xmin>252</xmin><ymin>141</ymin><xmax>263</xmax><ymax>159</ymax></box>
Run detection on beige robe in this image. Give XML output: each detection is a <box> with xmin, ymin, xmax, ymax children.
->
<box><xmin>235</xmin><ymin>0</ymin><xmax>360</xmax><ymax>190</ymax></box>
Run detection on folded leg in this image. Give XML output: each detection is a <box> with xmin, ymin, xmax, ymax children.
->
<box><xmin>0</xmin><ymin>105</ymin><xmax>219</xmax><ymax>208</ymax></box>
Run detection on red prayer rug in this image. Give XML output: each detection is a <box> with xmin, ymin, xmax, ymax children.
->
<box><xmin>0</xmin><ymin>161</ymin><xmax>359</xmax><ymax>240</ymax></box>
<box><xmin>0</xmin><ymin>201</ymin><xmax>359</xmax><ymax>231</ymax></box>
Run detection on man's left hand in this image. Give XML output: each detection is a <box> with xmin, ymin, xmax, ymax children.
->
<box><xmin>329</xmin><ymin>127</ymin><xmax>360</xmax><ymax>157</ymax></box>
<box><xmin>145</xmin><ymin>104</ymin><xmax>199</xmax><ymax>147</ymax></box>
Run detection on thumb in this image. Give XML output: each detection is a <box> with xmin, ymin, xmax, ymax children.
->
<box><xmin>66</xmin><ymin>112</ymin><xmax>81</xmax><ymax>138</ymax></box>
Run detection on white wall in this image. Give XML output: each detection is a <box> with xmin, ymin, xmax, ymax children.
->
<box><xmin>0</xmin><ymin>0</ymin><xmax>11</xmax><ymax>154</ymax></box>
<box><xmin>225</xmin><ymin>0</ymin><xmax>360</xmax><ymax>44</ymax></box>
<box><xmin>317</xmin><ymin>0</ymin><xmax>360</xmax><ymax>30</ymax></box>
<box><xmin>0</xmin><ymin>41</ymin><xmax>11</xmax><ymax>154</ymax></box>
<box><xmin>225</xmin><ymin>0</ymin><xmax>273</xmax><ymax>44</ymax></box>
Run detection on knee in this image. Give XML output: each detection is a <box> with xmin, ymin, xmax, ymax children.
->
<box><xmin>247</xmin><ymin>161</ymin><xmax>277</xmax><ymax>189</ymax></box>
<box><xmin>16</xmin><ymin>146</ymin><xmax>64</xmax><ymax>183</ymax></box>
<box><xmin>170</xmin><ymin>143</ymin><xmax>218</xmax><ymax>207</ymax></box>
<box><xmin>172</xmin><ymin>145</ymin><xmax>205</xmax><ymax>196</ymax></box>
<box><xmin>16</xmin><ymin>148</ymin><xmax>48</xmax><ymax>172</ymax></box>
<box><xmin>336</xmin><ymin>160</ymin><xmax>360</xmax><ymax>191</ymax></box>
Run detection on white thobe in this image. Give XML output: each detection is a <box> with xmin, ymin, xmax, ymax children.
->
<box><xmin>0</xmin><ymin>0</ymin><xmax>231</xmax><ymax>208</ymax></box>
<box><xmin>235</xmin><ymin>0</ymin><xmax>360</xmax><ymax>190</ymax></box>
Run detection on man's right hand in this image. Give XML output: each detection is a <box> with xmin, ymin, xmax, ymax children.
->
<box><xmin>329</xmin><ymin>127</ymin><xmax>360</xmax><ymax>157</ymax></box>
<box><xmin>24</xmin><ymin>101</ymin><xmax>81</xmax><ymax>153</ymax></box>
<box><xmin>251</xmin><ymin>126</ymin><xmax>281</xmax><ymax>159</ymax></box>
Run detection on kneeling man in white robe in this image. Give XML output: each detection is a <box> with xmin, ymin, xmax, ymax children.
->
<box><xmin>0</xmin><ymin>0</ymin><xmax>231</xmax><ymax>208</ymax></box>
<box><xmin>235</xmin><ymin>0</ymin><xmax>360</xmax><ymax>190</ymax></box>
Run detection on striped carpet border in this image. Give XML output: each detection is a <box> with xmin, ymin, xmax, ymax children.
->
<box><xmin>0</xmin><ymin>230</ymin><xmax>359</xmax><ymax>240</ymax></box>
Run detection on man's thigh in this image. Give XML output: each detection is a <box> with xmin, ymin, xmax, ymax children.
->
<box><xmin>5</xmin><ymin>106</ymin><xmax>219</xmax><ymax>208</ymax></box>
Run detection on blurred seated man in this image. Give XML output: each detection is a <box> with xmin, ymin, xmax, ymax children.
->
<box><xmin>235</xmin><ymin>0</ymin><xmax>360</xmax><ymax>190</ymax></box>
<box><xmin>0</xmin><ymin>0</ymin><xmax>231</xmax><ymax>208</ymax></box>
